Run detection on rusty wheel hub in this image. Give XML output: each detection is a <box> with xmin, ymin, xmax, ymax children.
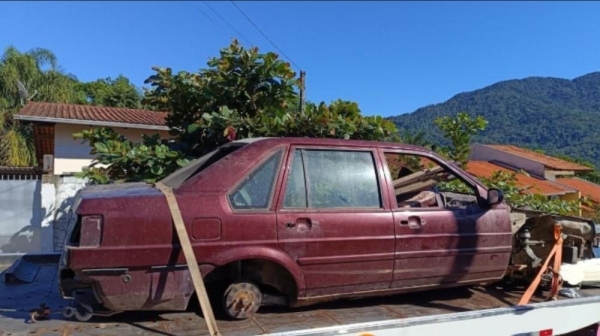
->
<box><xmin>223</xmin><ymin>281</ymin><xmax>262</xmax><ymax>320</ymax></box>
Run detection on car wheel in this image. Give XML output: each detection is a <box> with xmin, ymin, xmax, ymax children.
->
<box><xmin>222</xmin><ymin>281</ymin><xmax>262</xmax><ymax>320</ymax></box>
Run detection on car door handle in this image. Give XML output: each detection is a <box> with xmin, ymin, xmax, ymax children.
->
<box><xmin>285</xmin><ymin>218</ymin><xmax>318</xmax><ymax>231</ymax></box>
<box><xmin>400</xmin><ymin>216</ymin><xmax>425</xmax><ymax>229</ymax></box>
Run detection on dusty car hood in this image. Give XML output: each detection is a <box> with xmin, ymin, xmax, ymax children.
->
<box><xmin>79</xmin><ymin>182</ymin><xmax>162</xmax><ymax>200</ymax></box>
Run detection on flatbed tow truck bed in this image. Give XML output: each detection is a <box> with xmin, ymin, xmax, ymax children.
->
<box><xmin>2</xmin><ymin>262</ymin><xmax>600</xmax><ymax>336</ymax></box>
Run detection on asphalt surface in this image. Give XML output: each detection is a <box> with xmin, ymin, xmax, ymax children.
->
<box><xmin>1</xmin><ymin>263</ymin><xmax>599</xmax><ymax>336</ymax></box>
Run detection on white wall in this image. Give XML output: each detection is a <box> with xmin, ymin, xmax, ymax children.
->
<box><xmin>50</xmin><ymin>176</ymin><xmax>89</xmax><ymax>252</ymax></box>
<box><xmin>0</xmin><ymin>178</ymin><xmax>43</xmax><ymax>253</ymax></box>
<box><xmin>40</xmin><ymin>183</ymin><xmax>55</xmax><ymax>252</ymax></box>
<box><xmin>54</xmin><ymin>123</ymin><xmax>170</xmax><ymax>175</ymax></box>
<box><xmin>469</xmin><ymin>144</ymin><xmax>546</xmax><ymax>177</ymax></box>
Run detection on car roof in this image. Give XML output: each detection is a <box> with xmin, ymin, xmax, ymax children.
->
<box><xmin>235</xmin><ymin>136</ymin><xmax>431</xmax><ymax>153</ymax></box>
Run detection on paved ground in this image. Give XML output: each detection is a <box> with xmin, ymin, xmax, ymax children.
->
<box><xmin>1</xmin><ymin>262</ymin><xmax>599</xmax><ymax>336</ymax></box>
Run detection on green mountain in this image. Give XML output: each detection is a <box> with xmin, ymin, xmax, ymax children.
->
<box><xmin>388</xmin><ymin>72</ymin><xmax>600</xmax><ymax>167</ymax></box>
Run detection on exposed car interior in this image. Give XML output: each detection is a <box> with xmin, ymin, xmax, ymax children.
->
<box><xmin>388</xmin><ymin>155</ymin><xmax>478</xmax><ymax>210</ymax></box>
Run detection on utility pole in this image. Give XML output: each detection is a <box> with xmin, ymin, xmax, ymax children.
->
<box><xmin>299</xmin><ymin>70</ymin><xmax>306</xmax><ymax>116</ymax></box>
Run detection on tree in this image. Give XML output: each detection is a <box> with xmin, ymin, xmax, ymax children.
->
<box><xmin>78</xmin><ymin>75</ymin><xmax>142</xmax><ymax>109</ymax></box>
<box><xmin>76</xmin><ymin>40</ymin><xmax>399</xmax><ymax>184</ymax></box>
<box><xmin>387</xmin><ymin>72</ymin><xmax>600</xmax><ymax>168</ymax></box>
<box><xmin>433</xmin><ymin>112</ymin><xmax>488</xmax><ymax>168</ymax></box>
<box><xmin>0</xmin><ymin>46</ymin><xmax>84</xmax><ymax>166</ymax></box>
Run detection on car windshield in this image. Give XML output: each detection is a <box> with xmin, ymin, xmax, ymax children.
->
<box><xmin>159</xmin><ymin>143</ymin><xmax>246</xmax><ymax>189</ymax></box>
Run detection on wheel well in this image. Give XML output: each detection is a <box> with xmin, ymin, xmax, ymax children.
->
<box><xmin>204</xmin><ymin>259</ymin><xmax>298</xmax><ymax>300</ymax></box>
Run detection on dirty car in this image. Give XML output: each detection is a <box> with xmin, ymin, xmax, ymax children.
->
<box><xmin>58</xmin><ymin>137</ymin><xmax>598</xmax><ymax>320</ymax></box>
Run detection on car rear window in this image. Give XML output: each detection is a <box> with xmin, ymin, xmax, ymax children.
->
<box><xmin>159</xmin><ymin>144</ymin><xmax>245</xmax><ymax>188</ymax></box>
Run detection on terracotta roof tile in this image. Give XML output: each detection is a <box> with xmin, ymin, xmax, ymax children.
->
<box><xmin>487</xmin><ymin>145</ymin><xmax>592</xmax><ymax>171</ymax></box>
<box><xmin>557</xmin><ymin>177</ymin><xmax>600</xmax><ymax>203</ymax></box>
<box><xmin>15</xmin><ymin>102</ymin><xmax>168</xmax><ymax>128</ymax></box>
<box><xmin>466</xmin><ymin>161</ymin><xmax>576</xmax><ymax>196</ymax></box>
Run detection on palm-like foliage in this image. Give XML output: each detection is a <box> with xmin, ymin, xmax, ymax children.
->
<box><xmin>0</xmin><ymin>46</ymin><xmax>83</xmax><ymax>166</ymax></box>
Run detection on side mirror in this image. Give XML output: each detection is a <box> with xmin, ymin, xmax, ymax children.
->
<box><xmin>487</xmin><ymin>188</ymin><xmax>504</xmax><ymax>206</ymax></box>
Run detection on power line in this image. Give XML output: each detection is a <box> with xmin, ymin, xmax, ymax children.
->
<box><xmin>201</xmin><ymin>1</ymin><xmax>253</xmax><ymax>46</ymax></box>
<box><xmin>197</xmin><ymin>5</ymin><xmax>221</xmax><ymax>30</ymax></box>
<box><xmin>229</xmin><ymin>1</ymin><xmax>302</xmax><ymax>70</ymax></box>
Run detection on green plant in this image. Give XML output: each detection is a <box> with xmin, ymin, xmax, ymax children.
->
<box><xmin>77</xmin><ymin>40</ymin><xmax>400</xmax><ymax>184</ymax></box>
<box><xmin>479</xmin><ymin>171</ymin><xmax>580</xmax><ymax>216</ymax></box>
<box><xmin>74</xmin><ymin>127</ymin><xmax>189</xmax><ymax>184</ymax></box>
<box><xmin>437</xmin><ymin>179</ymin><xmax>475</xmax><ymax>195</ymax></box>
<box><xmin>0</xmin><ymin>46</ymin><xmax>82</xmax><ymax>166</ymax></box>
<box><xmin>433</xmin><ymin>112</ymin><xmax>488</xmax><ymax>168</ymax></box>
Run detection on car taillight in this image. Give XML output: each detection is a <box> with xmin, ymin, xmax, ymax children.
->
<box><xmin>80</xmin><ymin>215</ymin><xmax>103</xmax><ymax>247</ymax></box>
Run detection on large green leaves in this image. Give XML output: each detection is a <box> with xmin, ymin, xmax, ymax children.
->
<box><xmin>78</xmin><ymin>40</ymin><xmax>401</xmax><ymax>184</ymax></box>
<box><xmin>74</xmin><ymin>128</ymin><xmax>190</xmax><ymax>184</ymax></box>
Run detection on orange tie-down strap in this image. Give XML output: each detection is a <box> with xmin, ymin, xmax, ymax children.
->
<box><xmin>518</xmin><ymin>224</ymin><xmax>564</xmax><ymax>306</ymax></box>
<box><xmin>155</xmin><ymin>182</ymin><xmax>222</xmax><ymax>336</ymax></box>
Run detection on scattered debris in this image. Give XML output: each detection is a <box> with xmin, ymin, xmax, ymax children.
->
<box><xmin>559</xmin><ymin>288</ymin><xmax>581</xmax><ymax>298</ymax></box>
<box><xmin>28</xmin><ymin>303</ymin><xmax>51</xmax><ymax>323</ymax></box>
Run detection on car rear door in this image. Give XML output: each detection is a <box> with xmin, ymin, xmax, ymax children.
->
<box><xmin>276</xmin><ymin>146</ymin><xmax>395</xmax><ymax>297</ymax></box>
<box><xmin>381</xmin><ymin>150</ymin><xmax>512</xmax><ymax>289</ymax></box>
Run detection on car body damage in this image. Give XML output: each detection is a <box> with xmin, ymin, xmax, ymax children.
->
<box><xmin>56</xmin><ymin>137</ymin><xmax>600</xmax><ymax>320</ymax></box>
<box><xmin>507</xmin><ymin>208</ymin><xmax>599</xmax><ymax>286</ymax></box>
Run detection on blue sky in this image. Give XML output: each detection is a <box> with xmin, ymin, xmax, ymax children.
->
<box><xmin>1</xmin><ymin>1</ymin><xmax>600</xmax><ymax>117</ymax></box>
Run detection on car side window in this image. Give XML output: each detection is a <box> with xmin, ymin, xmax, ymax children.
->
<box><xmin>283</xmin><ymin>150</ymin><xmax>308</xmax><ymax>208</ymax></box>
<box><xmin>383</xmin><ymin>152</ymin><xmax>478</xmax><ymax>209</ymax></box>
<box><xmin>229</xmin><ymin>150</ymin><xmax>283</xmax><ymax>210</ymax></box>
<box><xmin>283</xmin><ymin>149</ymin><xmax>382</xmax><ymax>209</ymax></box>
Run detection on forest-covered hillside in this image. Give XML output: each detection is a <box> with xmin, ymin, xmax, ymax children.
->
<box><xmin>389</xmin><ymin>72</ymin><xmax>600</xmax><ymax>166</ymax></box>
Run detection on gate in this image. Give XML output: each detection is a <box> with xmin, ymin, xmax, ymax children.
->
<box><xmin>0</xmin><ymin>167</ymin><xmax>43</xmax><ymax>254</ymax></box>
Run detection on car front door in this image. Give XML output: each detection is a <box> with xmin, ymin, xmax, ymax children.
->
<box><xmin>381</xmin><ymin>150</ymin><xmax>512</xmax><ymax>289</ymax></box>
<box><xmin>276</xmin><ymin>146</ymin><xmax>395</xmax><ymax>297</ymax></box>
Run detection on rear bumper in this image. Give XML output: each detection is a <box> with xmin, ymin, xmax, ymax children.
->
<box><xmin>59</xmin><ymin>258</ymin><xmax>195</xmax><ymax>312</ymax></box>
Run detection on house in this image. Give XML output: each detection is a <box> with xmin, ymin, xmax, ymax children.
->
<box><xmin>470</xmin><ymin>144</ymin><xmax>593</xmax><ymax>181</ymax></box>
<box><xmin>0</xmin><ymin>102</ymin><xmax>170</xmax><ymax>258</ymax></box>
<box><xmin>465</xmin><ymin>160</ymin><xmax>581</xmax><ymax>216</ymax></box>
<box><xmin>556</xmin><ymin>177</ymin><xmax>600</xmax><ymax>219</ymax></box>
<box><xmin>465</xmin><ymin>160</ymin><xmax>578</xmax><ymax>198</ymax></box>
<box><xmin>468</xmin><ymin>144</ymin><xmax>599</xmax><ymax>217</ymax></box>
<box><xmin>13</xmin><ymin>101</ymin><xmax>170</xmax><ymax>175</ymax></box>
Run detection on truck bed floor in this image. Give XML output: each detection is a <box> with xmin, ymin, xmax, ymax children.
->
<box><xmin>2</xmin><ymin>263</ymin><xmax>599</xmax><ymax>336</ymax></box>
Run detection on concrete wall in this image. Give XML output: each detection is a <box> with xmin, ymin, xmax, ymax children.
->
<box><xmin>544</xmin><ymin>170</ymin><xmax>574</xmax><ymax>182</ymax></box>
<box><xmin>54</xmin><ymin>123</ymin><xmax>170</xmax><ymax>175</ymax></box>
<box><xmin>40</xmin><ymin>183</ymin><xmax>55</xmax><ymax>252</ymax></box>
<box><xmin>0</xmin><ymin>174</ymin><xmax>90</xmax><ymax>255</ymax></box>
<box><xmin>559</xmin><ymin>191</ymin><xmax>583</xmax><ymax>217</ymax></box>
<box><xmin>470</xmin><ymin>144</ymin><xmax>546</xmax><ymax>177</ymax></box>
<box><xmin>0</xmin><ymin>177</ymin><xmax>43</xmax><ymax>253</ymax></box>
<box><xmin>47</xmin><ymin>176</ymin><xmax>89</xmax><ymax>252</ymax></box>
